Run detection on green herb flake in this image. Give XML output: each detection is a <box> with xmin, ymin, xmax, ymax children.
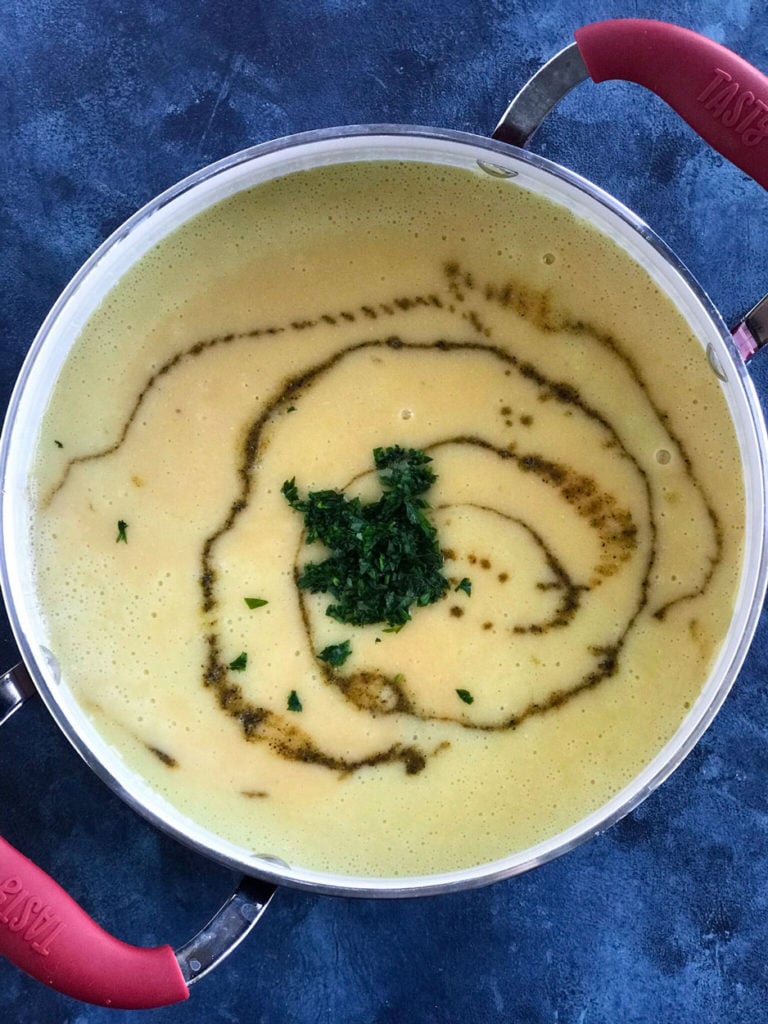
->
<box><xmin>116</xmin><ymin>520</ymin><xmax>128</xmax><ymax>543</ymax></box>
<box><xmin>282</xmin><ymin>477</ymin><xmax>299</xmax><ymax>505</ymax></box>
<box><xmin>455</xmin><ymin>578</ymin><xmax>472</xmax><ymax>596</ymax></box>
<box><xmin>318</xmin><ymin>640</ymin><xmax>352</xmax><ymax>667</ymax></box>
<box><xmin>228</xmin><ymin>652</ymin><xmax>248</xmax><ymax>672</ymax></box>
<box><xmin>282</xmin><ymin>446</ymin><xmax>449</xmax><ymax>629</ymax></box>
<box><xmin>456</xmin><ymin>688</ymin><xmax>474</xmax><ymax>705</ymax></box>
<box><xmin>54</xmin><ymin>439</ymin><xmax>64</xmax><ymax>449</ymax></box>
<box><xmin>286</xmin><ymin>405</ymin><xmax>297</xmax><ymax>413</ymax></box>
<box><xmin>244</xmin><ymin>597</ymin><xmax>269</xmax><ymax>609</ymax></box>
<box><xmin>287</xmin><ymin>690</ymin><xmax>302</xmax><ymax>712</ymax></box>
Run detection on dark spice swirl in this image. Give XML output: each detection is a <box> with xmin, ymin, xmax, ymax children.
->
<box><xmin>48</xmin><ymin>263</ymin><xmax>723</xmax><ymax>776</ymax></box>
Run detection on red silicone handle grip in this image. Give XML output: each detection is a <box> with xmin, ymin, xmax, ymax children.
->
<box><xmin>575</xmin><ymin>19</ymin><xmax>768</xmax><ymax>190</ymax></box>
<box><xmin>0</xmin><ymin>837</ymin><xmax>189</xmax><ymax>1008</ymax></box>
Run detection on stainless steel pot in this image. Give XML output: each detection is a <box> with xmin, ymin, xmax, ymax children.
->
<box><xmin>1</xmin><ymin>18</ymin><xmax>767</xmax><ymax>1009</ymax></box>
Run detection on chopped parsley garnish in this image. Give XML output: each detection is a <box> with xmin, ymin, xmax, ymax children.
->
<box><xmin>456</xmin><ymin>688</ymin><xmax>474</xmax><ymax>705</ymax></box>
<box><xmin>286</xmin><ymin>405</ymin><xmax>297</xmax><ymax>413</ymax></box>
<box><xmin>318</xmin><ymin>640</ymin><xmax>352</xmax><ymax>667</ymax></box>
<box><xmin>244</xmin><ymin>597</ymin><xmax>269</xmax><ymax>609</ymax></box>
<box><xmin>116</xmin><ymin>520</ymin><xmax>128</xmax><ymax>543</ymax></box>
<box><xmin>228</xmin><ymin>652</ymin><xmax>248</xmax><ymax>672</ymax></box>
<box><xmin>455</xmin><ymin>578</ymin><xmax>472</xmax><ymax>596</ymax></box>
<box><xmin>282</xmin><ymin>446</ymin><xmax>449</xmax><ymax>628</ymax></box>
<box><xmin>287</xmin><ymin>690</ymin><xmax>302</xmax><ymax>712</ymax></box>
<box><xmin>54</xmin><ymin>439</ymin><xmax>64</xmax><ymax>449</ymax></box>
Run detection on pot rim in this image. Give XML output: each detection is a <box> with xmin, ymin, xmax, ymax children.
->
<box><xmin>2</xmin><ymin>123</ymin><xmax>767</xmax><ymax>897</ymax></box>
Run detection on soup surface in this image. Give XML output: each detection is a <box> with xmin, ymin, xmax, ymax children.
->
<box><xmin>30</xmin><ymin>159</ymin><xmax>744</xmax><ymax>877</ymax></box>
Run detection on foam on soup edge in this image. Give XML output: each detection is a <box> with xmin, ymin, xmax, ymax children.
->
<box><xmin>29</xmin><ymin>161</ymin><xmax>744</xmax><ymax>877</ymax></box>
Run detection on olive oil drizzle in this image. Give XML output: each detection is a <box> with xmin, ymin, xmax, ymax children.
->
<box><xmin>46</xmin><ymin>265</ymin><xmax>724</xmax><ymax>775</ymax></box>
<box><xmin>199</xmin><ymin>335</ymin><xmax>654</xmax><ymax>769</ymax></box>
<box><xmin>296</xmin><ymin>496</ymin><xmax>590</xmax><ymax>722</ymax></box>
<box><xmin>294</xmin><ymin>430</ymin><xmax>643</xmax><ymax>732</ymax></box>
<box><xmin>445</xmin><ymin>261</ymin><xmax>724</xmax><ymax>619</ymax></box>
<box><xmin>42</xmin><ymin>291</ymin><xmax>445</xmax><ymax>508</ymax></box>
<box><xmin>435</xmin><ymin>499</ymin><xmax>588</xmax><ymax>635</ymax></box>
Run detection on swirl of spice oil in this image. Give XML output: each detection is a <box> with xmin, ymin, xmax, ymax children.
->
<box><xmin>44</xmin><ymin>266</ymin><xmax>723</xmax><ymax>775</ymax></box>
<box><xmin>443</xmin><ymin>262</ymin><xmax>724</xmax><ymax>621</ymax></box>
<box><xmin>257</xmin><ymin>339</ymin><xmax>651</xmax><ymax>749</ymax></box>
<box><xmin>196</xmin><ymin>334</ymin><xmax>658</xmax><ymax>773</ymax></box>
<box><xmin>296</xmin><ymin>433</ymin><xmax>640</xmax><ymax>732</ymax></box>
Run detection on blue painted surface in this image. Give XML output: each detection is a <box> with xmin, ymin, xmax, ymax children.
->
<box><xmin>1</xmin><ymin>1</ymin><xmax>767</xmax><ymax>1021</ymax></box>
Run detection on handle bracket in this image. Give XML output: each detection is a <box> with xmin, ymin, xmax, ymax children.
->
<box><xmin>0</xmin><ymin>662</ymin><xmax>35</xmax><ymax>728</ymax></box>
<box><xmin>175</xmin><ymin>875</ymin><xmax>276</xmax><ymax>986</ymax></box>
<box><xmin>733</xmin><ymin>294</ymin><xmax>768</xmax><ymax>360</ymax></box>
<box><xmin>492</xmin><ymin>42</ymin><xmax>589</xmax><ymax>147</ymax></box>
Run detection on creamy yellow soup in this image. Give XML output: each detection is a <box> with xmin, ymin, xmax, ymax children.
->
<box><xmin>30</xmin><ymin>161</ymin><xmax>744</xmax><ymax>877</ymax></box>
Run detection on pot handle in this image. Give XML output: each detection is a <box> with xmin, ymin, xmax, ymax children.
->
<box><xmin>494</xmin><ymin>19</ymin><xmax>768</xmax><ymax>192</ymax></box>
<box><xmin>575</xmin><ymin>20</ymin><xmax>768</xmax><ymax>190</ymax></box>
<box><xmin>0</xmin><ymin>663</ymin><xmax>36</xmax><ymax>727</ymax></box>
<box><xmin>0</xmin><ymin>835</ymin><xmax>276</xmax><ymax>1008</ymax></box>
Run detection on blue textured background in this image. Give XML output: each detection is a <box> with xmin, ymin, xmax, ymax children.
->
<box><xmin>1</xmin><ymin>2</ymin><xmax>768</xmax><ymax>1021</ymax></box>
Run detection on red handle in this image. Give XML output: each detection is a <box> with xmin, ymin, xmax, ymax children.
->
<box><xmin>0</xmin><ymin>837</ymin><xmax>189</xmax><ymax>1008</ymax></box>
<box><xmin>575</xmin><ymin>19</ymin><xmax>768</xmax><ymax>190</ymax></box>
